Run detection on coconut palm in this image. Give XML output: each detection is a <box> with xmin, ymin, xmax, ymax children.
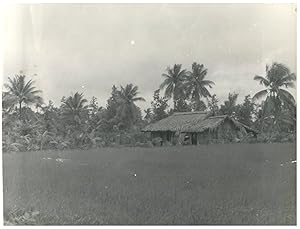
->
<box><xmin>160</xmin><ymin>64</ymin><xmax>188</xmax><ymax>110</ymax></box>
<box><xmin>61</xmin><ymin>92</ymin><xmax>89</xmax><ymax>126</ymax></box>
<box><xmin>116</xmin><ymin>84</ymin><xmax>145</xmax><ymax>128</ymax></box>
<box><xmin>253</xmin><ymin>63</ymin><xmax>296</xmax><ymax>106</ymax></box>
<box><xmin>4</xmin><ymin>75</ymin><xmax>43</xmax><ymax>119</ymax></box>
<box><xmin>185</xmin><ymin>62</ymin><xmax>215</xmax><ymax>110</ymax></box>
<box><xmin>253</xmin><ymin>62</ymin><xmax>296</xmax><ymax>130</ymax></box>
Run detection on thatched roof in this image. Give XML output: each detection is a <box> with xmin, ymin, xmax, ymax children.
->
<box><xmin>231</xmin><ymin>119</ymin><xmax>259</xmax><ymax>134</ymax></box>
<box><xmin>142</xmin><ymin>112</ymin><xmax>258</xmax><ymax>134</ymax></box>
<box><xmin>142</xmin><ymin>111</ymin><xmax>209</xmax><ymax>132</ymax></box>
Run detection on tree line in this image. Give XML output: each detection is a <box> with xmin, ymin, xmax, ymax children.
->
<box><xmin>2</xmin><ymin>62</ymin><xmax>296</xmax><ymax>152</ymax></box>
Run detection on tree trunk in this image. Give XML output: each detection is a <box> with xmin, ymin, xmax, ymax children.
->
<box><xmin>19</xmin><ymin>101</ymin><xmax>22</xmax><ymax>120</ymax></box>
<box><xmin>173</xmin><ymin>93</ymin><xmax>177</xmax><ymax>111</ymax></box>
<box><xmin>173</xmin><ymin>99</ymin><xmax>176</xmax><ymax>111</ymax></box>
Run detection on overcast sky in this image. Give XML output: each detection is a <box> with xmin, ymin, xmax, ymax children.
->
<box><xmin>3</xmin><ymin>4</ymin><xmax>297</xmax><ymax>111</ymax></box>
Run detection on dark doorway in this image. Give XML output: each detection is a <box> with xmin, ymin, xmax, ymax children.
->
<box><xmin>166</xmin><ymin>131</ymin><xmax>172</xmax><ymax>142</ymax></box>
<box><xmin>191</xmin><ymin>133</ymin><xmax>197</xmax><ymax>145</ymax></box>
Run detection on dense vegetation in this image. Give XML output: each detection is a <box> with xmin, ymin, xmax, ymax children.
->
<box><xmin>2</xmin><ymin>62</ymin><xmax>296</xmax><ymax>152</ymax></box>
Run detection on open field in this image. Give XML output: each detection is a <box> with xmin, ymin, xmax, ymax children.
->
<box><xmin>3</xmin><ymin>143</ymin><xmax>296</xmax><ymax>225</ymax></box>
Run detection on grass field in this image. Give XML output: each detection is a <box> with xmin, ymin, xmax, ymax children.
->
<box><xmin>3</xmin><ymin>143</ymin><xmax>296</xmax><ymax>225</ymax></box>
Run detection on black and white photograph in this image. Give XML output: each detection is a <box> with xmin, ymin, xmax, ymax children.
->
<box><xmin>1</xmin><ymin>2</ymin><xmax>297</xmax><ymax>225</ymax></box>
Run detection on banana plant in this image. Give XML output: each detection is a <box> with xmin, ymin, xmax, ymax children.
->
<box><xmin>36</xmin><ymin>130</ymin><xmax>55</xmax><ymax>150</ymax></box>
<box><xmin>79</xmin><ymin>129</ymin><xmax>103</xmax><ymax>148</ymax></box>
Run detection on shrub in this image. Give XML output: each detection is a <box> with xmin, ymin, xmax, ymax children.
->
<box><xmin>145</xmin><ymin>141</ymin><xmax>153</xmax><ymax>147</ymax></box>
<box><xmin>135</xmin><ymin>142</ymin><xmax>144</xmax><ymax>147</ymax></box>
<box><xmin>163</xmin><ymin>141</ymin><xmax>172</xmax><ymax>147</ymax></box>
<box><xmin>152</xmin><ymin>137</ymin><xmax>162</xmax><ymax>146</ymax></box>
<box><xmin>134</xmin><ymin>141</ymin><xmax>154</xmax><ymax>148</ymax></box>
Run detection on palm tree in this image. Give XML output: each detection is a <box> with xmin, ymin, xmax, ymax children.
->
<box><xmin>160</xmin><ymin>64</ymin><xmax>187</xmax><ymax>110</ymax></box>
<box><xmin>116</xmin><ymin>84</ymin><xmax>145</xmax><ymax>128</ymax></box>
<box><xmin>253</xmin><ymin>62</ymin><xmax>296</xmax><ymax>130</ymax></box>
<box><xmin>61</xmin><ymin>92</ymin><xmax>89</xmax><ymax>126</ymax></box>
<box><xmin>253</xmin><ymin>63</ymin><xmax>296</xmax><ymax>106</ymax></box>
<box><xmin>144</xmin><ymin>108</ymin><xmax>152</xmax><ymax>123</ymax></box>
<box><xmin>4</xmin><ymin>74</ymin><xmax>43</xmax><ymax>119</ymax></box>
<box><xmin>185</xmin><ymin>62</ymin><xmax>215</xmax><ymax>110</ymax></box>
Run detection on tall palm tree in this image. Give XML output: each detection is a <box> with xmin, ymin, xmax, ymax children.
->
<box><xmin>185</xmin><ymin>62</ymin><xmax>215</xmax><ymax>110</ymax></box>
<box><xmin>116</xmin><ymin>84</ymin><xmax>145</xmax><ymax>128</ymax></box>
<box><xmin>61</xmin><ymin>92</ymin><xmax>89</xmax><ymax>126</ymax></box>
<box><xmin>253</xmin><ymin>63</ymin><xmax>296</xmax><ymax>110</ymax></box>
<box><xmin>4</xmin><ymin>74</ymin><xmax>43</xmax><ymax>119</ymax></box>
<box><xmin>253</xmin><ymin>63</ymin><xmax>296</xmax><ymax>105</ymax></box>
<box><xmin>253</xmin><ymin>62</ymin><xmax>296</xmax><ymax>130</ymax></box>
<box><xmin>160</xmin><ymin>64</ymin><xmax>187</xmax><ymax>110</ymax></box>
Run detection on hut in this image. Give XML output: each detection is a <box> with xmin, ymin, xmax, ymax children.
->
<box><xmin>142</xmin><ymin>111</ymin><xmax>258</xmax><ymax>145</ymax></box>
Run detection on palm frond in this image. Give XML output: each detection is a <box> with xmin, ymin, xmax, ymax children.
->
<box><xmin>197</xmin><ymin>68</ymin><xmax>208</xmax><ymax>81</ymax></box>
<box><xmin>201</xmin><ymin>80</ymin><xmax>215</xmax><ymax>87</ymax></box>
<box><xmin>281</xmin><ymin>82</ymin><xmax>295</xmax><ymax>88</ymax></box>
<box><xmin>132</xmin><ymin>97</ymin><xmax>145</xmax><ymax>102</ymax></box>
<box><xmin>279</xmin><ymin>89</ymin><xmax>296</xmax><ymax>106</ymax></box>
<box><xmin>252</xmin><ymin>89</ymin><xmax>269</xmax><ymax>101</ymax></box>
<box><xmin>276</xmin><ymin>73</ymin><xmax>296</xmax><ymax>88</ymax></box>
<box><xmin>254</xmin><ymin>75</ymin><xmax>270</xmax><ymax>87</ymax></box>
<box><xmin>164</xmin><ymin>83</ymin><xmax>174</xmax><ymax>99</ymax></box>
<box><xmin>159</xmin><ymin>78</ymin><xmax>172</xmax><ymax>90</ymax></box>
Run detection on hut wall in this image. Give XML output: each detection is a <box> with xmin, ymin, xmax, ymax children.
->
<box><xmin>151</xmin><ymin>131</ymin><xmax>161</xmax><ymax>139</ymax></box>
<box><xmin>197</xmin><ymin>131</ymin><xmax>210</xmax><ymax>144</ymax></box>
<box><xmin>150</xmin><ymin>131</ymin><xmax>175</xmax><ymax>143</ymax></box>
<box><xmin>146</xmin><ymin>117</ymin><xmax>252</xmax><ymax>145</ymax></box>
<box><xmin>161</xmin><ymin>132</ymin><xmax>167</xmax><ymax>142</ymax></box>
<box><xmin>196</xmin><ymin>119</ymin><xmax>241</xmax><ymax>144</ymax></box>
